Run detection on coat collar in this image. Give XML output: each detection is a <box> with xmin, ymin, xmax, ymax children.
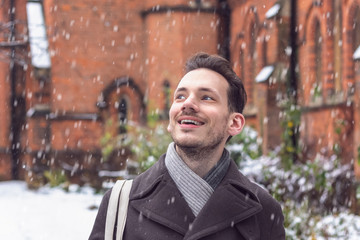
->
<box><xmin>130</xmin><ymin>154</ymin><xmax>263</xmax><ymax>239</ymax></box>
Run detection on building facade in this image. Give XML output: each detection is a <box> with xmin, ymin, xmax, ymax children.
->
<box><xmin>1</xmin><ymin>0</ymin><xmax>360</xmax><ymax>184</ymax></box>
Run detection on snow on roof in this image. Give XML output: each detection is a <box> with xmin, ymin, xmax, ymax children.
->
<box><xmin>26</xmin><ymin>104</ymin><xmax>50</xmax><ymax>117</ymax></box>
<box><xmin>26</xmin><ymin>2</ymin><xmax>51</xmax><ymax>68</ymax></box>
<box><xmin>265</xmin><ymin>3</ymin><xmax>281</xmax><ymax>19</ymax></box>
<box><xmin>353</xmin><ymin>45</ymin><xmax>360</xmax><ymax>60</ymax></box>
<box><xmin>255</xmin><ymin>65</ymin><xmax>275</xmax><ymax>83</ymax></box>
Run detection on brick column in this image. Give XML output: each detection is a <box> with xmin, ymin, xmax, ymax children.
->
<box><xmin>342</xmin><ymin>6</ymin><xmax>356</xmax><ymax>96</ymax></box>
<box><xmin>323</xmin><ymin>0</ymin><xmax>335</xmax><ymax>98</ymax></box>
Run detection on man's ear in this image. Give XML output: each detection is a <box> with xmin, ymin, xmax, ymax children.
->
<box><xmin>227</xmin><ymin>113</ymin><xmax>245</xmax><ymax>136</ymax></box>
<box><xmin>167</xmin><ymin>123</ymin><xmax>171</xmax><ymax>133</ymax></box>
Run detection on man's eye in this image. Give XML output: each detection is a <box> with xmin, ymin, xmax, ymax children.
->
<box><xmin>202</xmin><ymin>96</ymin><xmax>213</xmax><ymax>101</ymax></box>
<box><xmin>176</xmin><ymin>95</ymin><xmax>186</xmax><ymax>100</ymax></box>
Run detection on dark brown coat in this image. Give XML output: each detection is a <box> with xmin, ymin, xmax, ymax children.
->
<box><xmin>89</xmin><ymin>155</ymin><xmax>285</xmax><ymax>240</ymax></box>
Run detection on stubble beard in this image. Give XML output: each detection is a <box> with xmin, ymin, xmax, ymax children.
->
<box><xmin>171</xmin><ymin>124</ymin><xmax>228</xmax><ymax>161</ymax></box>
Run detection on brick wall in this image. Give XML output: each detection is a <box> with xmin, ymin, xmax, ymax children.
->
<box><xmin>229</xmin><ymin>0</ymin><xmax>285</xmax><ymax>151</ymax></box>
<box><xmin>297</xmin><ymin>0</ymin><xmax>360</xmax><ymax>165</ymax></box>
<box><xmin>1</xmin><ymin>0</ymin><xmax>360</xmax><ymax>181</ymax></box>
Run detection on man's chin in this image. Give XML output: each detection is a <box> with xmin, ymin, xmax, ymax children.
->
<box><xmin>173</xmin><ymin>139</ymin><xmax>201</xmax><ymax>149</ymax></box>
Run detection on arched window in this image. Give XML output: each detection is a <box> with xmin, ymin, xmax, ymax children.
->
<box><xmin>118</xmin><ymin>98</ymin><xmax>127</xmax><ymax>134</ymax></box>
<box><xmin>246</xmin><ymin>19</ymin><xmax>258</xmax><ymax>106</ymax></box>
<box><xmin>313</xmin><ymin>19</ymin><xmax>323</xmax><ymax>100</ymax></box>
<box><xmin>262</xmin><ymin>36</ymin><xmax>267</xmax><ymax>66</ymax></box>
<box><xmin>353</xmin><ymin>7</ymin><xmax>360</xmax><ymax>54</ymax></box>
<box><xmin>250</xmin><ymin>21</ymin><xmax>258</xmax><ymax>82</ymax></box>
<box><xmin>333</xmin><ymin>0</ymin><xmax>343</xmax><ymax>92</ymax></box>
<box><xmin>239</xmin><ymin>47</ymin><xmax>245</xmax><ymax>81</ymax></box>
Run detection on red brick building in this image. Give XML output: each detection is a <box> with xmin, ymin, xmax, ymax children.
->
<box><xmin>229</xmin><ymin>0</ymin><xmax>360</xmax><ymax>175</ymax></box>
<box><xmin>1</xmin><ymin>0</ymin><xmax>360</xmax><ymax>183</ymax></box>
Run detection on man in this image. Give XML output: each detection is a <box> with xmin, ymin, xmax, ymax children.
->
<box><xmin>89</xmin><ymin>53</ymin><xmax>285</xmax><ymax>239</ymax></box>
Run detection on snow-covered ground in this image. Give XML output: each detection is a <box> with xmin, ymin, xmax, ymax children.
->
<box><xmin>0</xmin><ymin>181</ymin><xmax>103</xmax><ymax>240</ymax></box>
<box><xmin>1</xmin><ymin>180</ymin><xmax>360</xmax><ymax>239</ymax></box>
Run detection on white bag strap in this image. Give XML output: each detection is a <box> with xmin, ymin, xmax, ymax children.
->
<box><xmin>116</xmin><ymin>180</ymin><xmax>133</xmax><ymax>240</ymax></box>
<box><xmin>104</xmin><ymin>179</ymin><xmax>133</xmax><ymax>240</ymax></box>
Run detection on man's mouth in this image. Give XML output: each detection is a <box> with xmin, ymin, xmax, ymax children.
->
<box><xmin>178</xmin><ymin>119</ymin><xmax>204</xmax><ymax>126</ymax></box>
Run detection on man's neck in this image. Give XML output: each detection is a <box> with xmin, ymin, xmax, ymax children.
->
<box><xmin>175</xmin><ymin>145</ymin><xmax>225</xmax><ymax>177</ymax></box>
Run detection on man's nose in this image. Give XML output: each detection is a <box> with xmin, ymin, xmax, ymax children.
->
<box><xmin>181</xmin><ymin>95</ymin><xmax>199</xmax><ymax>112</ymax></box>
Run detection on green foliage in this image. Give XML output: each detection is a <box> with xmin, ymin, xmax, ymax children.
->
<box><xmin>44</xmin><ymin>169</ymin><xmax>68</xmax><ymax>189</ymax></box>
<box><xmin>284</xmin><ymin>199</ymin><xmax>359</xmax><ymax>239</ymax></box>
<box><xmin>99</xmin><ymin>119</ymin><xmax>120</xmax><ymax>162</ymax></box>
<box><xmin>333</xmin><ymin>119</ymin><xmax>345</xmax><ymax>159</ymax></box>
<box><xmin>100</xmin><ymin>132</ymin><xmax>115</xmax><ymax>161</ymax></box>
<box><xmin>127</xmin><ymin>124</ymin><xmax>172</xmax><ymax>172</ymax></box>
<box><xmin>279</xmin><ymin>99</ymin><xmax>301</xmax><ymax>170</ymax></box>
<box><xmin>226</xmin><ymin>122</ymin><xmax>358</xmax><ymax>238</ymax></box>
<box><xmin>282</xmin><ymin>199</ymin><xmax>314</xmax><ymax>239</ymax></box>
<box><xmin>267</xmin><ymin>157</ymin><xmax>348</xmax><ymax>211</ymax></box>
<box><xmin>100</xmin><ymin>118</ymin><xmax>172</xmax><ymax>173</ymax></box>
<box><xmin>240</xmin><ymin>153</ymin><xmax>356</xmax><ymax>239</ymax></box>
<box><xmin>147</xmin><ymin>112</ymin><xmax>161</xmax><ymax>128</ymax></box>
<box><xmin>311</xmin><ymin>83</ymin><xmax>322</xmax><ymax>102</ymax></box>
<box><xmin>227</xmin><ymin>125</ymin><xmax>262</xmax><ymax>165</ymax></box>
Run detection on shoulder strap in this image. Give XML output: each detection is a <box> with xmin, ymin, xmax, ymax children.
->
<box><xmin>116</xmin><ymin>180</ymin><xmax>133</xmax><ymax>240</ymax></box>
<box><xmin>104</xmin><ymin>179</ymin><xmax>133</xmax><ymax>240</ymax></box>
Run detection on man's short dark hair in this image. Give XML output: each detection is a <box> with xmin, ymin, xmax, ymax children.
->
<box><xmin>185</xmin><ymin>52</ymin><xmax>247</xmax><ymax>114</ymax></box>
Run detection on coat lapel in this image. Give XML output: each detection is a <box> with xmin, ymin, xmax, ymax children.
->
<box><xmin>130</xmin><ymin>170</ymin><xmax>195</xmax><ymax>236</ymax></box>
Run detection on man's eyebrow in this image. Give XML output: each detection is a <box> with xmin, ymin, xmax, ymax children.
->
<box><xmin>175</xmin><ymin>87</ymin><xmax>187</xmax><ymax>93</ymax></box>
<box><xmin>175</xmin><ymin>87</ymin><xmax>218</xmax><ymax>93</ymax></box>
<box><xmin>199</xmin><ymin>87</ymin><xmax>217</xmax><ymax>93</ymax></box>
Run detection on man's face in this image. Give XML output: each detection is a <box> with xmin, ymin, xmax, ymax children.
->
<box><xmin>167</xmin><ymin>68</ymin><xmax>235</xmax><ymax>150</ymax></box>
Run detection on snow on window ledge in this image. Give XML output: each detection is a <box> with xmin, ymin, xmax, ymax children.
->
<box><xmin>265</xmin><ymin>3</ymin><xmax>281</xmax><ymax>19</ymax></box>
<box><xmin>255</xmin><ymin>65</ymin><xmax>275</xmax><ymax>83</ymax></box>
<box><xmin>353</xmin><ymin>45</ymin><xmax>360</xmax><ymax>60</ymax></box>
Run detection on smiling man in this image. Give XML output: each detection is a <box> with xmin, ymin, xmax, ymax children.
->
<box><xmin>167</xmin><ymin>67</ymin><xmax>245</xmax><ymax>178</ymax></box>
<box><xmin>89</xmin><ymin>53</ymin><xmax>285</xmax><ymax>240</ymax></box>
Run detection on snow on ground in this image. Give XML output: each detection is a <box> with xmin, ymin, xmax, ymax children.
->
<box><xmin>2</xmin><ymin>180</ymin><xmax>360</xmax><ymax>239</ymax></box>
<box><xmin>0</xmin><ymin>181</ymin><xmax>103</xmax><ymax>240</ymax></box>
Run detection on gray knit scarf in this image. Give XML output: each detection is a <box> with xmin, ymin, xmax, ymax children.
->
<box><xmin>165</xmin><ymin>142</ymin><xmax>230</xmax><ymax>216</ymax></box>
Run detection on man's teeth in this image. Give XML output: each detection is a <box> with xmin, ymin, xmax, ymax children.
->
<box><xmin>181</xmin><ymin>119</ymin><xmax>201</xmax><ymax>125</ymax></box>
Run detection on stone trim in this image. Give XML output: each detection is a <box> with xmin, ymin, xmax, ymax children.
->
<box><xmin>141</xmin><ymin>5</ymin><xmax>217</xmax><ymax>18</ymax></box>
<box><xmin>48</xmin><ymin>112</ymin><xmax>101</xmax><ymax>121</ymax></box>
<box><xmin>301</xmin><ymin>100</ymin><xmax>350</xmax><ymax>113</ymax></box>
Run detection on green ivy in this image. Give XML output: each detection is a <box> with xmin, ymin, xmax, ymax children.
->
<box><xmin>279</xmin><ymin>99</ymin><xmax>301</xmax><ymax>170</ymax></box>
<box><xmin>333</xmin><ymin>119</ymin><xmax>345</xmax><ymax>161</ymax></box>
